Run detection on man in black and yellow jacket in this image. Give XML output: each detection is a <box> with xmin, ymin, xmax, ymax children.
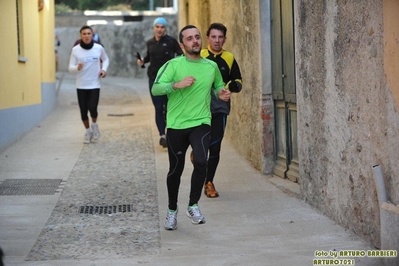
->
<box><xmin>201</xmin><ymin>23</ymin><xmax>243</xmax><ymax>198</ymax></box>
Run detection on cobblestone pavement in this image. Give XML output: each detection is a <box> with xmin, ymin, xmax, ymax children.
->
<box><xmin>26</xmin><ymin>126</ymin><xmax>160</xmax><ymax>260</ymax></box>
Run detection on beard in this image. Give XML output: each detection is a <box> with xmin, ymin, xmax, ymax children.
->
<box><xmin>186</xmin><ymin>46</ymin><xmax>201</xmax><ymax>55</ymax></box>
<box><xmin>192</xmin><ymin>48</ymin><xmax>201</xmax><ymax>55</ymax></box>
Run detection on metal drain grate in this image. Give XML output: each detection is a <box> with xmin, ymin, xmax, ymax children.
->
<box><xmin>0</xmin><ymin>179</ymin><xmax>64</xmax><ymax>196</ymax></box>
<box><xmin>79</xmin><ymin>204</ymin><xmax>133</xmax><ymax>214</ymax></box>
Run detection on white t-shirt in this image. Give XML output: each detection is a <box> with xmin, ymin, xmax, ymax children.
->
<box><xmin>68</xmin><ymin>43</ymin><xmax>109</xmax><ymax>89</ymax></box>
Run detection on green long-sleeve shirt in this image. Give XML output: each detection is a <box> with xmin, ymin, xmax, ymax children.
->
<box><xmin>152</xmin><ymin>56</ymin><xmax>225</xmax><ymax>129</ymax></box>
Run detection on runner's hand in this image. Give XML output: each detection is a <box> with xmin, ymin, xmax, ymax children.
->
<box><xmin>174</xmin><ymin>76</ymin><xmax>196</xmax><ymax>89</ymax></box>
<box><xmin>218</xmin><ymin>88</ymin><xmax>231</xmax><ymax>102</ymax></box>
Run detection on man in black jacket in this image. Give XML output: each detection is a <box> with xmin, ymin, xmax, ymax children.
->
<box><xmin>138</xmin><ymin>17</ymin><xmax>183</xmax><ymax>148</ymax></box>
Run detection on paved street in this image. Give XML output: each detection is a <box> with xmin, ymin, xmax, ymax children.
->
<box><xmin>0</xmin><ymin>73</ymin><xmax>383</xmax><ymax>265</ymax></box>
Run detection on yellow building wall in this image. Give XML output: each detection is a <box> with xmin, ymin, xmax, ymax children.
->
<box><xmin>0</xmin><ymin>0</ymin><xmax>54</xmax><ymax>110</ymax></box>
<box><xmin>40</xmin><ymin>0</ymin><xmax>56</xmax><ymax>83</ymax></box>
<box><xmin>178</xmin><ymin>0</ymin><xmax>210</xmax><ymax>49</ymax></box>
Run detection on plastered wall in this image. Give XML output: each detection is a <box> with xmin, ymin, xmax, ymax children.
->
<box><xmin>295</xmin><ymin>0</ymin><xmax>399</xmax><ymax>247</ymax></box>
<box><xmin>0</xmin><ymin>0</ymin><xmax>43</xmax><ymax>109</ymax></box>
<box><xmin>0</xmin><ymin>0</ymin><xmax>57</xmax><ymax>152</ymax></box>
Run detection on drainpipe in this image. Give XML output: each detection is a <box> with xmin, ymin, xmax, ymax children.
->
<box><xmin>372</xmin><ymin>164</ymin><xmax>399</xmax><ymax>266</ymax></box>
<box><xmin>372</xmin><ymin>165</ymin><xmax>387</xmax><ymax>206</ymax></box>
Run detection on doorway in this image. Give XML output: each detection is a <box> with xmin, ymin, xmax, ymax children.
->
<box><xmin>271</xmin><ymin>0</ymin><xmax>299</xmax><ymax>182</ymax></box>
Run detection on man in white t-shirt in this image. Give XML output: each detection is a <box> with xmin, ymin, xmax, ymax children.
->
<box><xmin>68</xmin><ymin>25</ymin><xmax>109</xmax><ymax>144</ymax></box>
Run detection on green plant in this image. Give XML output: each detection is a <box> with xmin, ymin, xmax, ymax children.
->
<box><xmin>105</xmin><ymin>4</ymin><xmax>132</xmax><ymax>11</ymax></box>
<box><xmin>55</xmin><ymin>3</ymin><xmax>73</xmax><ymax>14</ymax></box>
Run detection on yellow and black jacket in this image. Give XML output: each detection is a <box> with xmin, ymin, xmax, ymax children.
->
<box><xmin>201</xmin><ymin>47</ymin><xmax>242</xmax><ymax>115</ymax></box>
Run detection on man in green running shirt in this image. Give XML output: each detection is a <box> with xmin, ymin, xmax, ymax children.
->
<box><xmin>152</xmin><ymin>25</ymin><xmax>230</xmax><ymax>230</ymax></box>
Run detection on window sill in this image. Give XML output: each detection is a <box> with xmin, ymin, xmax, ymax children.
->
<box><xmin>18</xmin><ymin>56</ymin><xmax>28</xmax><ymax>63</ymax></box>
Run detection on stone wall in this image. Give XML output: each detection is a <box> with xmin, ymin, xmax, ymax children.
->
<box><xmin>56</xmin><ymin>13</ymin><xmax>179</xmax><ymax>78</ymax></box>
<box><xmin>295</xmin><ymin>0</ymin><xmax>399</xmax><ymax>247</ymax></box>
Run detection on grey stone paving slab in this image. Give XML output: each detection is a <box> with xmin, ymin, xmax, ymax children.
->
<box><xmin>25</xmin><ymin>126</ymin><xmax>160</xmax><ymax>261</ymax></box>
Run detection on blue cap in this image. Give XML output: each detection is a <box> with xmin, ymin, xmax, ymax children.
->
<box><xmin>153</xmin><ymin>17</ymin><xmax>167</xmax><ymax>27</ymax></box>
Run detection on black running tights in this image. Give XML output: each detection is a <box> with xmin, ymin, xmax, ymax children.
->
<box><xmin>77</xmin><ymin>89</ymin><xmax>100</xmax><ymax>121</ymax></box>
<box><xmin>206</xmin><ymin>113</ymin><xmax>227</xmax><ymax>183</ymax></box>
<box><xmin>166</xmin><ymin>124</ymin><xmax>211</xmax><ymax>210</ymax></box>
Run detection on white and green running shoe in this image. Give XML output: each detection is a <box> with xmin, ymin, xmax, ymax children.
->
<box><xmin>164</xmin><ymin>208</ymin><xmax>178</xmax><ymax>230</ymax></box>
<box><xmin>186</xmin><ymin>204</ymin><xmax>206</xmax><ymax>225</ymax></box>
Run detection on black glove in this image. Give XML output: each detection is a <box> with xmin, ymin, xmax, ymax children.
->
<box><xmin>228</xmin><ymin>81</ymin><xmax>241</xmax><ymax>92</ymax></box>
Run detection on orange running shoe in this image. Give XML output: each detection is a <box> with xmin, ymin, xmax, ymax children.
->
<box><xmin>204</xmin><ymin>181</ymin><xmax>219</xmax><ymax>198</ymax></box>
